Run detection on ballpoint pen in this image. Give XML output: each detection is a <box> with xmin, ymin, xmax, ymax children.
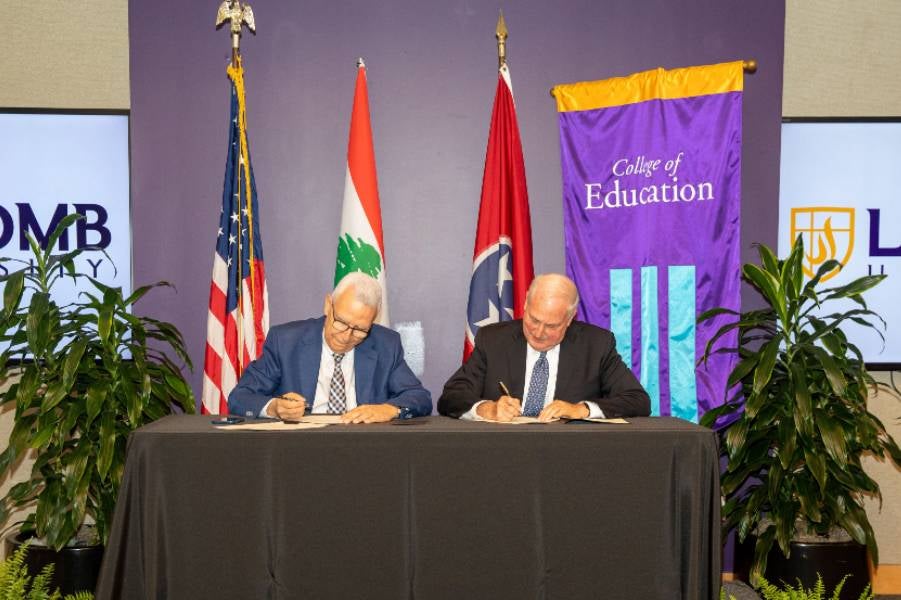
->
<box><xmin>277</xmin><ymin>395</ymin><xmax>306</xmax><ymax>423</ymax></box>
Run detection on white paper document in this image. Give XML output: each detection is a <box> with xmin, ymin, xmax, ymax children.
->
<box><xmin>298</xmin><ymin>415</ymin><xmax>346</xmax><ymax>425</ymax></box>
<box><xmin>215</xmin><ymin>421</ymin><xmax>330</xmax><ymax>431</ymax></box>
<box><xmin>479</xmin><ymin>416</ymin><xmax>559</xmax><ymax>425</ymax></box>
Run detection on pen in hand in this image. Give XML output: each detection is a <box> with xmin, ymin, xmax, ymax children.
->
<box><xmin>495</xmin><ymin>380</ymin><xmax>522</xmax><ymax>420</ymax></box>
<box><xmin>278</xmin><ymin>394</ymin><xmax>305</xmax><ymax>403</ymax></box>
<box><xmin>276</xmin><ymin>394</ymin><xmax>306</xmax><ymax>423</ymax></box>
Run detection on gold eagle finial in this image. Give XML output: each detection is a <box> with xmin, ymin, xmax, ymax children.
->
<box><xmin>216</xmin><ymin>1</ymin><xmax>256</xmax><ymax>39</ymax></box>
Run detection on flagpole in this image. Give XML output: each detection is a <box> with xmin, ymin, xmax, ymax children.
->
<box><xmin>204</xmin><ymin>1</ymin><xmax>269</xmax><ymax>414</ymax></box>
<box><xmin>216</xmin><ymin>0</ymin><xmax>257</xmax><ymax>368</ymax></box>
<box><xmin>496</xmin><ymin>10</ymin><xmax>508</xmax><ymax>69</ymax></box>
<box><xmin>462</xmin><ymin>9</ymin><xmax>535</xmax><ymax>361</ymax></box>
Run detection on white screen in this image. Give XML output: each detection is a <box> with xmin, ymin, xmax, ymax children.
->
<box><xmin>779</xmin><ymin>120</ymin><xmax>901</xmax><ymax>366</ymax></box>
<box><xmin>0</xmin><ymin>111</ymin><xmax>131</xmax><ymax>352</ymax></box>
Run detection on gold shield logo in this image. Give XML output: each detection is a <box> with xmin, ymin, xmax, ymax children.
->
<box><xmin>789</xmin><ymin>207</ymin><xmax>855</xmax><ymax>282</ymax></box>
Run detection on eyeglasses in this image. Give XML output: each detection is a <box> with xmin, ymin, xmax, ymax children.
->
<box><xmin>329</xmin><ymin>300</ymin><xmax>371</xmax><ymax>338</ymax></box>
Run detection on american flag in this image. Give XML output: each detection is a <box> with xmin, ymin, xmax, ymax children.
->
<box><xmin>202</xmin><ymin>57</ymin><xmax>269</xmax><ymax>415</ymax></box>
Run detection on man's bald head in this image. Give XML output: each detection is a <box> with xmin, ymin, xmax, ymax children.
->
<box><xmin>522</xmin><ymin>274</ymin><xmax>580</xmax><ymax>352</ymax></box>
<box><xmin>526</xmin><ymin>274</ymin><xmax>580</xmax><ymax>318</ymax></box>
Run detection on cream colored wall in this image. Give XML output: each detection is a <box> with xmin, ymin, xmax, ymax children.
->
<box><xmin>784</xmin><ymin>0</ymin><xmax>901</xmax><ymax>116</ymax></box>
<box><xmin>863</xmin><ymin>374</ymin><xmax>901</xmax><ymax>565</ymax></box>
<box><xmin>2</xmin><ymin>0</ymin><xmax>900</xmax><ymax>572</ymax></box>
<box><xmin>785</xmin><ymin>0</ymin><xmax>901</xmax><ymax>567</ymax></box>
<box><xmin>0</xmin><ymin>376</ymin><xmax>35</xmax><ymax>557</ymax></box>
<box><xmin>0</xmin><ymin>0</ymin><xmax>128</xmax><ymax>108</ymax></box>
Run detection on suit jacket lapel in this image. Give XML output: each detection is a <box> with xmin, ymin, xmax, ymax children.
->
<box><xmin>557</xmin><ymin>323</ymin><xmax>580</xmax><ymax>389</ymax></box>
<box><xmin>354</xmin><ymin>337</ymin><xmax>377</xmax><ymax>404</ymax></box>
<box><xmin>509</xmin><ymin>326</ymin><xmax>528</xmax><ymax>398</ymax></box>
<box><xmin>300</xmin><ymin>317</ymin><xmax>325</xmax><ymax>402</ymax></box>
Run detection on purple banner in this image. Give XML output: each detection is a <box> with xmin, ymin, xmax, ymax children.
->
<box><xmin>559</xmin><ymin>90</ymin><xmax>741</xmax><ymax>420</ymax></box>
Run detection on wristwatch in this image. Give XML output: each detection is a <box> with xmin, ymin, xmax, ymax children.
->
<box><xmin>395</xmin><ymin>406</ymin><xmax>414</xmax><ymax>420</ymax></box>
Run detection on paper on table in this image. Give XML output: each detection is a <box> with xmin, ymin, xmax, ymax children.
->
<box><xmin>215</xmin><ymin>421</ymin><xmax>330</xmax><ymax>431</ymax></box>
<box><xmin>479</xmin><ymin>416</ymin><xmax>559</xmax><ymax>425</ymax></box>
<box><xmin>576</xmin><ymin>417</ymin><xmax>629</xmax><ymax>424</ymax></box>
<box><xmin>298</xmin><ymin>414</ymin><xmax>345</xmax><ymax>425</ymax></box>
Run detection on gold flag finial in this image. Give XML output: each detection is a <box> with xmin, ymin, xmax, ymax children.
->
<box><xmin>496</xmin><ymin>10</ymin><xmax>508</xmax><ymax>69</ymax></box>
<box><xmin>216</xmin><ymin>0</ymin><xmax>256</xmax><ymax>59</ymax></box>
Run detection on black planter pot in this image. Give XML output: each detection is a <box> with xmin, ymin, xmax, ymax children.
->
<box><xmin>735</xmin><ymin>535</ymin><xmax>870</xmax><ymax>599</ymax></box>
<box><xmin>5</xmin><ymin>531</ymin><xmax>104</xmax><ymax>596</ymax></box>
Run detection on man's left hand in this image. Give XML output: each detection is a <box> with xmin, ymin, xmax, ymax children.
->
<box><xmin>538</xmin><ymin>400</ymin><xmax>589</xmax><ymax>422</ymax></box>
<box><xmin>341</xmin><ymin>404</ymin><xmax>400</xmax><ymax>424</ymax></box>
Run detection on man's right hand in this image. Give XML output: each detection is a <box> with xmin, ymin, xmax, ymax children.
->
<box><xmin>267</xmin><ymin>392</ymin><xmax>307</xmax><ymax>420</ymax></box>
<box><xmin>476</xmin><ymin>396</ymin><xmax>522</xmax><ymax>422</ymax></box>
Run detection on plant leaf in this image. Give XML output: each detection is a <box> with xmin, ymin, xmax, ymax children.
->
<box><xmin>750</xmin><ymin>526</ymin><xmax>776</xmax><ymax>585</ymax></box>
<box><xmin>822</xmin><ymin>274</ymin><xmax>886</xmax><ymax>300</ymax></box>
<box><xmin>810</xmin><ymin>346</ymin><xmax>847</xmax><ymax>397</ymax></box>
<box><xmin>86</xmin><ymin>383</ymin><xmax>108</xmax><ymax>426</ymax></box>
<box><xmin>752</xmin><ymin>338</ymin><xmax>780</xmax><ymax>396</ymax></box>
<box><xmin>815</xmin><ymin>411</ymin><xmax>849</xmax><ymax>465</ymax></box>
<box><xmin>39</xmin><ymin>381</ymin><xmax>69</xmax><ymax>412</ymax></box>
<box><xmin>2</xmin><ymin>269</ymin><xmax>25</xmax><ymax>320</ymax></box>
<box><xmin>743</xmin><ymin>264</ymin><xmax>785</xmax><ymax>323</ymax></box>
<box><xmin>789</xmin><ymin>362</ymin><xmax>812</xmax><ymax>432</ymax></box>
<box><xmin>727</xmin><ymin>354</ymin><xmax>759</xmax><ymax>388</ymax></box>
<box><xmin>97</xmin><ymin>411</ymin><xmax>115</xmax><ymax>480</ymax></box>
<box><xmin>25</xmin><ymin>292</ymin><xmax>52</xmax><ymax>356</ymax></box>
<box><xmin>725</xmin><ymin>417</ymin><xmax>750</xmax><ymax>458</ymax></box>
<box><xmin>62</xmin><ymin>339</ymin><xmax>88</xmax><ymax>387</ymax></box>
<box><xmin>756</xmin><ymin>242</ymin><xmax>780</xmax><ymax>277</ymax></box>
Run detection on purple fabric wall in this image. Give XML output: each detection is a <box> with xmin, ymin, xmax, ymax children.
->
<box><xmin>129</xmin><ymin>0</ymin><xmax>784</xmax><ymax>405</ymax></box>
<box><xmin>130</xmin><ymin>0</ymin><xmax>784</xmax><ymax>574</ymax></box>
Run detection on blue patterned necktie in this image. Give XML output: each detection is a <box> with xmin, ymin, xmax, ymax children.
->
<box><xmin>522</xmin><ymin>352</ymin><xmax>548</xmax><ymax>417</ymax></box>
<box><xmin>327</xmin><ymin>353</ymin><xmax>346</xmax><ymax>414</ymax></box>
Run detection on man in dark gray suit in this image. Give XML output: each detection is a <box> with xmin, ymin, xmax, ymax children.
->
<box><xmin>438</xmin><ymin>273</ymin><xmax>649</xmax><ymax>421</ymax></box>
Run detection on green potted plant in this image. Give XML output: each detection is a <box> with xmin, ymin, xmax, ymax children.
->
<box><xmin>1</xmin><ymin>541</ymin><xmax>93</xmax><ymax>599</ymax></box>
<box><xmin>721</xmin><ymin>574</ymin><xmax>873</xmax><ymax>600</ymax></box>
<box><xmin>699</xmin><ymin>236</ymin><xmax>901</xmax><ymax>597</ymax></box>
<box><xmin>0</xmin><ymin>214</ymin><xmax>194</xmax><ymax>594</ymax></box>
<box><xmin>755</xmin><ymin>574</ymin><xmax>872</xmax><ymax>600</ymax></box>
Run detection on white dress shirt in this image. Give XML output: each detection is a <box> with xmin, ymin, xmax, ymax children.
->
<box><xmin>310</xmin><ymin>341</ymin><xmax>357</xmax><ymax>413</ymax></box>
<box><xmin>462</xmin><ymin>341</ymin><xmax>605</xmax><ymax>420</ymax></box>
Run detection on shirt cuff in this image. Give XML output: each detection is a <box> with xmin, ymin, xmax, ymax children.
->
<box><xmin>461</xmin><ymin>401</ymin><xmax>487</xmax><ymax>421</ymax></box>
<box><xmin>584</xmin><ymin>401</ymin><xmax>605</xmax><ymax>419</ymax></box>
<box><xmin>260</xmin><ymin>398</ymin><xmax>276</xmax><ymax>418</ymax></box>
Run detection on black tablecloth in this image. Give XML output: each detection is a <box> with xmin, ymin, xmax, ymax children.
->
<box><xmin>95</xmin><ymin>415</ymin><xmax>720</xmax><ymax>599</ymax></box>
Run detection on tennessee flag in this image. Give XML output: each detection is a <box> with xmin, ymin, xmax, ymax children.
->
<box><xmin>202</xmin><ymin>57</ymin><xmax>270</xmax><ymax>415</ymax></box>
<box><xmin>464</xmin><ymin>64</ymin><xmax>534</xmax><ymax>361</ymax></box>
<box><xmin>334</xmin><ymin>59</ymin><xmax>389</xmax><ymax>325</ymax></box>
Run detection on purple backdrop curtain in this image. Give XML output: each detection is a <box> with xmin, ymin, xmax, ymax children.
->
<box><xmin>556</xmin><ymin>63</ymin><xmax>743</xmax><ymax>421</ymax></box>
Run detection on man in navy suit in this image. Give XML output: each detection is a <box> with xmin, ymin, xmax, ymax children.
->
<box><xmin>229</xmin><ymin>272</ymin><xmax>431</xmax><ymax>423</ymax></box>
<box><xmin>438</xmin><ymin>273</ymin><xmax>649</xmax><ymax>421</ymax></box>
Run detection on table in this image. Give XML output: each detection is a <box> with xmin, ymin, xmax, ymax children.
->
<box><xmin>95</xmin><ymin>415</ymin><xmax>720</xmax><ymax>599</ymax></box>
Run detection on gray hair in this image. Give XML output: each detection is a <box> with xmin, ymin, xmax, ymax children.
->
<box><xmin>333</xmin><ymin>272</ymin><xmax>382</xmax><ymax>310</ymax></box>
<box><xmin>526</xmin><ymin>273</ymin><xmax>580</xmax><ymax>317</ymax></box>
